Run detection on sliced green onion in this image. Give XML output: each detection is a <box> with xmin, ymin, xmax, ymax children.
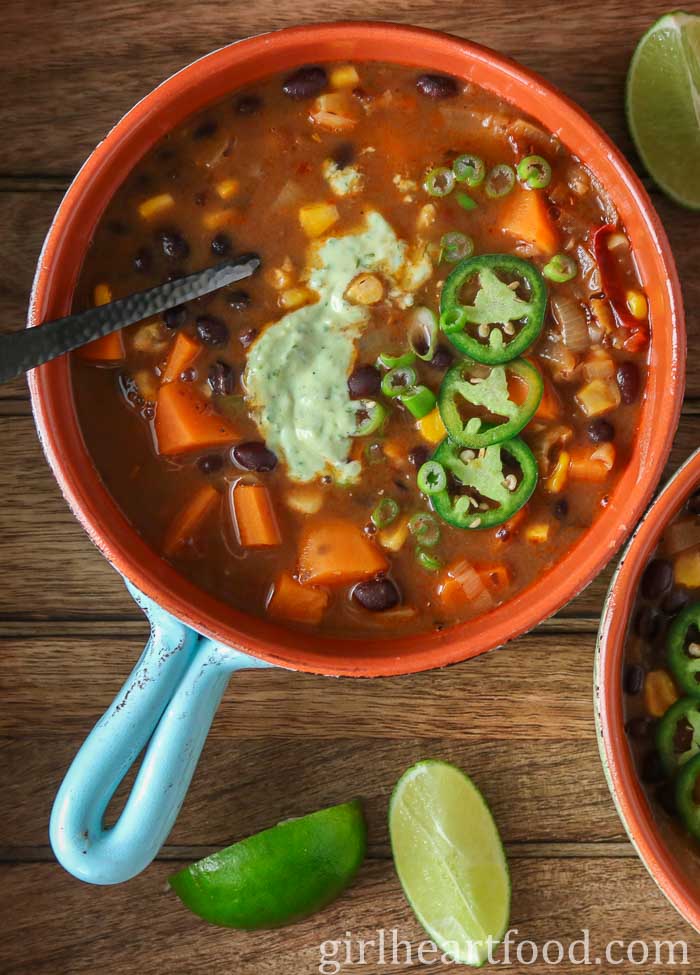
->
<box><xmin>517</xmin><ymin>154</ymin><xmax>552</xmax><ymax>189</ymax></box>
<box><xmin>381</xmin><ymin>365</ymin><xmax>417</xmax><ymax>399</ymax></box>
<box><xmin>543</xmin><ymin>253</ymin><xmax>578</xmax><ymax>283</ymax></box>
<box><xmin>456</xmin><ymin>191</ymin><xmax>478</xmax><ymax>211</ymax></box>
<box><xmin>407</xmin><ymin>306</ymin><xmax>438</xmax><ymax>361</ymax></box>
<box><xmin>408</xmin><ymin>512</ymin><xmax>441</xmax><ymax>547</ymax></box>
<box><xmin>400</xmin><ymin>385</ymin><xmax>437</xmax><ymax>419</ymax></box>
<box><xmin>423</xmin><ymin>166</ymin><xmax>455</xmax><ymax>198</ymax></box>
<box><xmin>377</xmin><ymin>349</ymin><xmax>416</xmax><ymax>370</ymax></box>
<box><xmin>417</xmin><ymin>460</ymin><xmax>447</xmax><ymax>495</ymax></box>
<box><xmin>453</xmin><ymin>153</ymin><xmax>485</xmax><ymax>187</ymax></box>
<box><xmin>371</xmin><ymin>497</ymin><xmax>399</xmax><ymax>529</ymax></box>
<box><xmin>440</xmin><ymin>231</ymin><xmax>474</xmax><ymax>263</ymax></box>
<box><xmin>353</xmin><ymin>399</ymin><xmax>387</xmax><ymax>436</ymax></box>
<box><xmin>416</xmin><ymin>548</ymin><xmax>442</xmax><ymax>572</ymax></box>
<box><xmin>485</xmin><ymin>163</ymin><xmax>516</xmax><ymax>198</ymax></box>
<box><xmin>440</xmin><ymin>306</ymin><xmax>469</xmax><ymax>335</ymax></box>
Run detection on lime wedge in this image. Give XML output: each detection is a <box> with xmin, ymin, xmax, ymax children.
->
<box><xmin>626</xmin><ymin>11</ymin><xmax>700</xmax><ymax>209</ymax></box>
<box><xmin>389</xmin><ymin>759</ymin><xmax>510</xmax><ymax>966</ymax></box>
<box><xmin>169</xmin><ymin>800</ymin><xmax>366</xmax><ymax>928</ymax></box>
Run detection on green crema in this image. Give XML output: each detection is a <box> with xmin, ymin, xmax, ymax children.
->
<box><xmin>245</xmin><ymin>211</ymin><xmax>430</xmax><ymax>482</ymax></box>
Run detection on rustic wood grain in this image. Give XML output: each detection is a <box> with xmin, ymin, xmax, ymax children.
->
<box><xmin>3</xmin><ymin>2</ymin><xmax>699</xmax><ymax>972</ymax></box>
<box><xmin>1</xmin><ymin>858</ymin><xmax>698</xmax><ymax>975</ymax></box>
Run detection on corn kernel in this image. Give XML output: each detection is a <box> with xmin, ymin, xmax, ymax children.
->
<box><xmin>345</xmin><ymin>273</ymin><xmax>384</xmax><ymax>305</ymax></box>
<box><xmin>626</xmin><ymin>290</ymin><xmax>648</xmax><ymax>321</ymax></box>
<box><xmin>545</xmin><ymin>450</ymin><xmax>570</xmax><ymax>494</ymax></box>
<box><xmin>330</xmin><ymin>64</ymin><xmax>360</xmax><ymax>89</ymax></box>
<box><xmin>525</xmin><ymin>522</ymin><xmax>551</xmax><ymax>544</ymax></box>
<box><xmin>93</xmin><ymin>283</ymin><xmax>112</xmax><ymax>307</ymax></box>
<box><xmin>138</xmin><ymin>192</ymin><xmax>175</xmax><ymax>220</ymax></box>
<box><xmin>298</xmin><ymin>202</ymin><xmax>340</xmax><ymax>238</ymax></box>
<box><xmin>280</xmin><ymin>287</ymin><xmax>314</xmax><ymax>310</ymax></box>
<box><xmin>416</xmin><ymin>408</ymin><xmax>447</xmax><ymax>445</ymax></box>
<box><xmin>644</xmin><ymin>669</ymin><xmax>678</xmax><ymax>718</ymax></box>
<box><xmin>378</xmin><ymin>515</ymin><xmax>410</xmax><ymax>552</ymax></box>
<box><xmin>675</xmin><ymin>548</ymin><xmax>700</xmax><ymax>588</ymax></box>
<box><xmin>202</xmin><ymin>209</ymin><xmax>239</xmax><ymax>231</ymax></box>
<box><xmin>215</xmin><ymin>178</ymin><xmax>240</xmax><ymax>200</ymax></box>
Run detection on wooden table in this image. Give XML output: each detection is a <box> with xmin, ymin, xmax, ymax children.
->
<box><xmin>1</xmin><ymin>2</ymin><xmax>698</xmax><ymax>972</ymax></box>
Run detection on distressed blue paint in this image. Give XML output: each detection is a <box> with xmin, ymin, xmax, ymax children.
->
<box><xmin>49</xmin><ymin>579</ymin><xmax>274</xmax><ymax>885</ymax></box>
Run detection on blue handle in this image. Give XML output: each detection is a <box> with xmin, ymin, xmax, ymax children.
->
<box><xmin>49</xmin><ymin>581</ymin><xmax>273</xmax><ymax>884</ymax></box>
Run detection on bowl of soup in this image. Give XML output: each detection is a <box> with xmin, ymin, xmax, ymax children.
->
<box><xmin>597</xmin><ymin>451</ymin><xmax>700</xmax><ymax>932</ymax></box>
<box><xmin>29</xmin><ymin>21</ymin><xmax>684</xmax><ymax>676</ymax></box>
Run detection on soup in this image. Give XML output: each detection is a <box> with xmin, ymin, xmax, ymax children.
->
<box><xmin>623</xmin><ymin>488</ymin><xmax>700</xmax><ymax>869</ymax></box>
<box><xmin>71</xmin><ymin>61</ymin><xmax>649</xmax><ymax>637</ymax></box>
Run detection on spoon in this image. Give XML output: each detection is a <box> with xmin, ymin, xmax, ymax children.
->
<box><xmin>0</xmin><ymin>253</ymin><xmax>261</xmax><ymax>385</ymax></box>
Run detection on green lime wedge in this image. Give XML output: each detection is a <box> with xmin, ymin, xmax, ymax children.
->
<box><xmin>169</xmin><ymin>800</ymin><xmax>366</xmax><ymax>928</ymax></box>
<box><xmin>389</xmin><ymin>759</ymin><xmax>510</xmax><ymax>967</ymax></box>
<box><xmin>626</xmin><ymin>11</ymin><xmax>700</xmax><ymax>209</ymax></box>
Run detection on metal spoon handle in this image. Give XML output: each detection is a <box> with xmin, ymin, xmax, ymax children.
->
<box><xmin>1</xmin><ymin>253</ymin><xmax>260</xmax><ymax>385</ymax></box>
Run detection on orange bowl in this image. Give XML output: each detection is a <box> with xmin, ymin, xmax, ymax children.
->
<box><xmin>28</xmin><ymin>22</ymin><xmax>685</xmax><ymax>677</ymax></box>
<box><xmin>597</xmin><ymin>451</ymin><xmax>700</xmax><ymax>932</ymax></box>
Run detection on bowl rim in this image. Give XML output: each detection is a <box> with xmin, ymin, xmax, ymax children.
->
<box><xmin>28</xmin><ymin>20</ymin><xmax>685</xmax><ymax>677</ymax></box>
<box><xmin>596</xmin><ymin>449</ymin><xmax>700</xmax><ymax>933</ymax></box>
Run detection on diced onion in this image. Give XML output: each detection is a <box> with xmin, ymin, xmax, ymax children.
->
<box><xmin>552</xmin><ymin>294</ymin><xmax>589</xmax><ymax>353</ymax></box>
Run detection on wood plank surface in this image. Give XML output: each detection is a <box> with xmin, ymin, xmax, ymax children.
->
<box><xmin>2</xmin><ymin>1</ymin><xmax>699</xmax><ymax>973</ymax></box>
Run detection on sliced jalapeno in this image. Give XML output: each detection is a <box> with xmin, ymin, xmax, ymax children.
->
<box><xmin>675</xmin><ymin>752</ymin><xmax>700</xmax><ymax>840</ymax></box>
<box><xmin>668</xmin><ymin>602</ymin><xmax>700</xmax><ymax>698</ymax></box>
<box><xmin>657</xmin><ymin>697</ymin><xmax>700</xmax><ymax>776</ymax></box>
<box><xmin>438</xmin><ymin>357</ymin><xmax>543</xmax><ymax>448</ymax></box>
<box><xmin>439</xmin><ymin>254</ymin><xmax>547</xmax><ymax>364</ymax></box>
<box><xmin>429</xmin><ymin>436</ymin><xmax>538</xmax><ymax>529</ymax></box>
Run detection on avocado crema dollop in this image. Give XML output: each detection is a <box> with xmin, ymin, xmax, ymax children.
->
<box><xmin>244</xmin><ymin>211</ymin><xmax>432</xmax><ymax>482</ymax></box>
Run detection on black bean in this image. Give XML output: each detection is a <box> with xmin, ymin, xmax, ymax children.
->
<box><xmin>626</xmin><ymin>716</ymin><xmax>653</xmax><ymax>740</ymax></box>
<box><xmin>687</xmin><ymin>491</ymin><xmax>700</xmax><ymax>515</ymax></box>
<box><xmin>160</xmin><ymin>230</ymin><xmax>190</xmax><ymax>261</ymax></box>
<box><xmin>352</xmin><ymin>86</ymin><xmax>373</xmax><ymax>103</ymax></box>
<box><xmin>331</xmin><ymin>141</ymin><xmax>355</xmax><ymax>169</ymax></box>
<box><xmin>228</xmin><ymin>290</ymin><xmax>251</xmax><ymax>311</ymax></box>
<box><xmin>641</xmin><ymin>558</ymin><xmax>674</xmax><ymax>600</ymax></box>
<box><xmin>347</xmin><ymin>364</ymin><xmax>381</xmax><ymax>399</ymax></box>
<box><xmin>640</xmin><ymin>751</ymin><xmax>666</xmax><ymax>784</ymax></box>
<box><xmin>408</xmin><ymin>446</ymin><xmax>431</xmax><ymax>468</ymax></box>
<box><xmin>553</xmin><ymin>498</ymin><xmax>569</xmax><ymax>520</ymax></box>
<box><xmin>211</xmin><ymin>233</ymin><xmax>232</xmax><ymax>257</ymax></box>
<box><xmin>208</xmin><ymin>360</ymin><xmax>235</xmax><ymax>396</ymax></box>
<box><xmin>429</xmin><ymin>344</ymin><xmax>454</xmax><ymax>370</ymax></box>
<box><xmin>234</xmin><ymin>94</ymin><xmax>263</xmax><ymax>115</ymax></box>
<box><xmin>587</xmin><ymin>418</ymin><xmax>615</xmax><ymax>443</ymax></box>
<box><xmin>197</xmin><ymin>453</ymin><xmax>224</xmax><ymax>475</ymax></box>
<box><xmin>162</xmin><ymin>305</ymin><xmax>187</xmax><ymax>329</ymax></box>
<box><xmin>634</xmin><ymin>604</ymin><xmax>659</xmax><ymax>640</ymax></box>
<box><xmin>416</xmin><ymin>73</ymin><xmax>459</xmax><ymax>99</ymax></box>
<box><xmin>239</xmin><ymin>327</ymin><xmax>258</xmax><ymax>348</ymax></box>
<box><xmin>656</xmin><ymin>783</ymin><xmax>677</xmax><ymax>816</ymax></box>
<box><xmin>180</xmin><ymin>367</ymin><xmax>197</xmax><ymax>383</ymax></box>
<box><xmin>282</xmin><ymin>66</ymin><xmax>327</xmax><ymax>100</ymax></box>
<box><xmin>133</xmin><ymin>247</ymin><xmax>152</xmax><ymax>273</ymax></box>
<box><xmin>616</xmin><ymin>361</ymin><xmax>640</xmax><ymax>405</ymax></box>
<box><xmin>623</xmin><ymin>663</ymin><xmax>645</xmax><ymax>695</ymax></box>
<box><xmin>352</xmin><ymin>577</ymin><xmax>400</xmax><ymax>612</ymax></box>
<box><xmin>232</xmin><ymin>441</ymin><xmax>277</xmax><ymax>472</ymax></box>
<box><xmin>662</xmin><ymin>589</ymin><xmax>689</xmax><ymax>617</ymax></box>
<box><xmin>193</xmin><ymin>119</ymin><xmax>218</xmax><ymax>139</ymax></box>
<box><xmin>194</xmin><ymin>191</ymin><xmax>207</xmax><ymax>207</ymax></box>
<box><xmin>108</xmin><ymin>219</ymin><xmax>128</xmax><ymax>236</ymax></box>
<box><xmin>196</xmin><ymin>315</ymin><xmax>229</xmax><ymax>347</ymax></box>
